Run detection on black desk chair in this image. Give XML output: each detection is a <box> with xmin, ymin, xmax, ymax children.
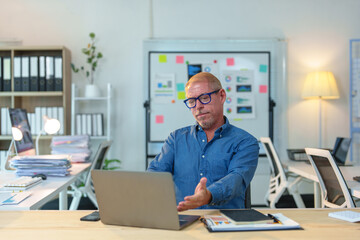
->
<box><xmin>244</xmin><ymin>185</ymin><xmax>251</xmax><ymax>208</ymax></box>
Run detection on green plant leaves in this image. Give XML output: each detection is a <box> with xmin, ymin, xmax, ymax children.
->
<box><xmin>71</xmin><ymin>32</ymin><xmax>103</xmax><ymax>83</ymax></box>
<box><xmin>103</xmin><ymin>158</ymin><xmax>121</xmax><ymax>171</ymax></box>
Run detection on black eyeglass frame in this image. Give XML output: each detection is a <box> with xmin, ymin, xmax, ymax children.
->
<box><xmin>183</xmin><ymin>89</ymin><xmax>221</xmax><ymax>109</ymax></box>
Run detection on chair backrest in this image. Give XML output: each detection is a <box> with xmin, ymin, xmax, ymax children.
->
<box><xmin>305</xmin><ymin>148</ymin><xmax>355</xmax><ymax>208</ymax></box>
<box><xmin>84</xmin><ymin>140</ymin><xmax>112</xmax><ymax>188</ymax></box>
<box><xmin>259</xmin><ymin>137</ymin><xmax>287</xmax><ymax>183</ymax></box>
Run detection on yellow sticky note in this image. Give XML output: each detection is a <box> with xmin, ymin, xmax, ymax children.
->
<box><xmin>159</xmin><ymin>55</ymin><xmax>167</xmax><ymax>63</ymax></box>
<box><xmin>178</xmin><ymin>91</ymin><xmax>186</xmax><ymax>100</ymax></box>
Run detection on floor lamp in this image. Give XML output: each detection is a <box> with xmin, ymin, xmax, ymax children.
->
<box><xmin>302</xmin><ymin>71</ymin><xmax>339</xmax><ymax>148</ymax></box>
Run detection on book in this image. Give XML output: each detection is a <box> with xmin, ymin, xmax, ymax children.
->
<box><xmin>220</xmin><ymin>209</ymin><xmax>274</xmax><ymax>225</ymax></box>
<box><xmin>202</xmin><ymin>213</ymin><xmax>301</xmax><ymax>232</ymax></box>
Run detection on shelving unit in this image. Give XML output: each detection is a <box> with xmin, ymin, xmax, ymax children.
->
<box><xmin>71</xmin><ymin>83</ymin><xmax>112</xmax><ymax>142</ymax></box>
<box><xmin>0</xmin><ymin>46</ymin><xmax>71</xmax><ymax>154</ymax></box>
<box><xmin>350</xmin><ymin>39</ymin><xmax>360</xmax><ymax>163</ymax></box>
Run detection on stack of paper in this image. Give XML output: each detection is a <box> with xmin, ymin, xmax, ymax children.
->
<box><xmin>9</xmin><ymin>155</ymin><xmax>72</xmax><ymax>177</ymax></box>
<box><xmin>50</xmin><ymin>135</ymin><xmax>91</xmax><ymax>163</ymax></box>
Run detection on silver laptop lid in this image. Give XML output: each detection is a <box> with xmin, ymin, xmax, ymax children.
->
<box><xmin>91</xmin><ymin>170</ymin><xmax>181</xmax><ymax>230</ymax></box>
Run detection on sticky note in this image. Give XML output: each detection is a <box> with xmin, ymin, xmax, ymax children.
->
<box><xmin>177</xmin><ymin>91</ymin><xmax>186</xmax><ymax>100</ymax></box>
<box><xmin>259</xmin><ymin>65</ymin><xmax>268</xmax><ymax>73</ymax></box>
<box><xmin>227</xmin><ymin>58</ymin><xmax>235</xmax><ymax>66</ymax></box>
<box><xmin>176</xmin><ymin>55</ymin><xmax>184</xmax><ymax>64</ymax></box>
<box><xmin>159</xmin><ymin>55</ymin><xmax>167</xmax><ymax>63</ymax></box>
<box><xmin>177</xmin><ymin>83</ymin><xmax>185</xmax><ymax>91</ymax></box>
<box><xmin>155</xmin><ymin>115</ymin><xmax>164</xmax><ymax>124</ymax></box>
<box><xmin>259</xmin><ymin>85</ymin><xmax>267</xmax><ymax>93</ymax></box>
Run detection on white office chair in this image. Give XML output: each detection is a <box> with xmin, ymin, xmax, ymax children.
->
<box><xmin>305</xmin><ymin>148</ymin><xmax>356</xmax><ymax>208</ymax></box>
<box><xmin>69</xmin><ymin>140</ymin><xmax>112</xmax><ymax>210</ymax></box>
<box><xmin>260</xmin><ymin>137</ymin><xmax>305</xmax><ymax>208</ymax></box>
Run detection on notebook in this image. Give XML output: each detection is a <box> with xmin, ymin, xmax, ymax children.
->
<box><xmin>220</xmin><ymin>209</ymin><xmax>274</xmax><ymax>225</ymax></box>
<box><xmin>91</xmin><ymin>170</ymin><xmax>200</xmax><ymax>230</ymax></box>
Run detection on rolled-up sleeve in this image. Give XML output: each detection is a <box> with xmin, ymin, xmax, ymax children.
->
<box><xmin>207</xmin><ymin>136</ymin><xmax>259</xmax><ymax>206</ymax></box>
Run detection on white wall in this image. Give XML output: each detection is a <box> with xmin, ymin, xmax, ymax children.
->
<box><xmin>1</xmin><ymin>0</ymin><xmax>359</xmax><ymax>170</ymax></box>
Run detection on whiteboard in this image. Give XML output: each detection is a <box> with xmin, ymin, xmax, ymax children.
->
<box><xmin>148</xmin><ymin>51</ymin><xmax>270</xmax><ymax>141</ymax></box>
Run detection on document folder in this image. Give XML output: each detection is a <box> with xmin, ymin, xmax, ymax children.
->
<box><xmin>39</xmin><ymin>56</ymin><xmax>46</xmax><ymax>91</ymax></box>
<box><xmin>202</xmin><ymin>213</ymin><xmax>301</xmax><ymax>232</ymax></box>
<box><xmin>2</xmin><ymin>57</ymin><xmax>11</xmax><ymax>91</ymax></box>
<box><xmin>14</xmin><ymin>56</ymin><xmax>22</xmax><ymax>91</ymax></box>
<box><xmin>21</xmin><ymin>56</ymin><xmax>30</xmax><ymax>91</ymax></box>
<box><xmin>30</xmin><ymin>56</ymin><xmax>39</xmax><ymax>91</ymax></box>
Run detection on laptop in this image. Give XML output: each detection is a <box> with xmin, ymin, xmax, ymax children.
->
<box><xmin>288</xmin><ymin>137</ymin><xmax>352</xmax><ymax>166</ymax></box>
<box><xmin>91</xmin><ymin>170</ymin><xmax>200</xmax><ymax>230</ymax></box>
<box><xmin>332</xmin><ymin>137</ymin><xmax>351</xmax><ymax>166</ymax></box>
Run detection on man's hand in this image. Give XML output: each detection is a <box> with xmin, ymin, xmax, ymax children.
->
<box><xmin>177</xmin><ymin>177</ymin><xmax>212</xmax><ymax>212</ymax></box>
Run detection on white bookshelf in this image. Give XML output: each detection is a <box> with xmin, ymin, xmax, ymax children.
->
<box><xmin>71</xmin><ymin>83</ymin><xmax>112</xmax><ymax>141</ymax></box>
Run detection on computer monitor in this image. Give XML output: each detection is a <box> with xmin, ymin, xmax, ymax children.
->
<box><xmin>9</xmin><ymin>108</ymin><xmax>36</xmax><ymax>156</ymax></box>
<box><xmin>331</xmin><ymin>137</ymin><xmax>351</xmax><ymax>165</ymax></box>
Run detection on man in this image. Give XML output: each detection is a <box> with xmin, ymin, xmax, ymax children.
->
<box><xmin>148</xmin><ymin>72</ymin><xmax>259</xmax><ymax>211</ymax></box>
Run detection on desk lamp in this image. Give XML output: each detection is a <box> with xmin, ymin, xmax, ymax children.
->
<box><xmin>3</xmin><ymin>127</ymin><xmax>23</xmax><ymax>171</ymax></box>
<box><xmin>36</xmin><ymin>115</ymin><xmax>61</xmax><ymax>155</ymax></box>
<box><xmin>302</xmin><ymin>71</ymin><xmax>339</xmax><ymax>148</ymax></box>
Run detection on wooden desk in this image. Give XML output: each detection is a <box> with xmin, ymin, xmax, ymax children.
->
<box><xmin>0</xmin><ymin>163</ymin><xmax>90</xmax><ymax>210</ymax></box>
<box><xmin>283</xmin><ymin>160</ymin><xmax>360</xmax><ymax>207</ymax></box>
<box><xmin>0</xmin><ymin>209</ymin><xmax>359</xmax><ymax>240</ymax></box>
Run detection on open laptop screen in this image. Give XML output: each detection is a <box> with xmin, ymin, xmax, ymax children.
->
<box><xmin>9</xmin><ymin>108</ymin><xmax>35</xmax><ymax>155</ymax></box>
<box><xmin>332</xmin><ymin>137</ymin><xmax>351</xmax><ymax>165</ymax></box>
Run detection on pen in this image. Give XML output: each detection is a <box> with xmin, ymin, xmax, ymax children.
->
<box><xmin>268</xmin><ymin>214</ymin><xmax>282</xmax><ymax>224</ymax></box>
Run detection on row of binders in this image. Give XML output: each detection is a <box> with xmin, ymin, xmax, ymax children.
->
<box><xmin>0</xmin><ymin>107</ymin><xmax>64</xmax><ymax>136</ymax></box>
<box><xmin>75</xmin><ymin>113</ymin><xmax>104</xmax><ymax>136</ymax></box>
<box><xmin>0</xmin><ymin>55</ymin><xmax>63</xmax><ymax>92</ymax></box>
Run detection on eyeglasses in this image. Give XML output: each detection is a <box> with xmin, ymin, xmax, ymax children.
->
<box><xmin>183</xmin><ymin>89</ymin><xmax>220</xmax><ymax>109</ymax></box>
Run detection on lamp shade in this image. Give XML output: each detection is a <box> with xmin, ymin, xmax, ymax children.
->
<box><xmin>11</xmin><ymin>127</ymin><xmax>23</xmax><ymax>141</ymax></box>
<box><xmin>302</xmin><ymin>71</ymin><xmax>339</xmax><ymax>99</ymax></box>
<box><xmin>43</xmin><ymin>116</ymin><xmax>61</xmax><ymax>135</ymax></box>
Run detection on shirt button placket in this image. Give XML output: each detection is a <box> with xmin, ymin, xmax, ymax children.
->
<box><xmin>200</xmin><ymin>154</ymin><xmax>205</xmax><ymax>178</ymax></box>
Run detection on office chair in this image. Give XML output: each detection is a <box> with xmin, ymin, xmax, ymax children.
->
<box><xmin>69</xmin><ymin>140</ymin><xmax>112</xmax><ymax>210</ymax></box>
<box><xmin>244</xmin><ymin>185</ymin><xmax>251</xmax><ymax>208</ymax></box>
<box><xmin>305</xmin><ymin>148</ymin><xmax>355</xmax><ymax>208</ymax></box>
<box><xmin>260</xmin><ymin>137</ymin><xmax>306</xmax><ymax>208</ymax></box>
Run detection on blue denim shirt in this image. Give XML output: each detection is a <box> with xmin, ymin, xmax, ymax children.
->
<box><xmin>148</xmin><ymin>117</ymin><xmax>259</xmax><ymax>209</ymax></box>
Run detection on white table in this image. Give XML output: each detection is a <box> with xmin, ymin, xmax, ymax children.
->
<box><xmin>0</xmin><ymin>163</ymin><xmax>90</xmax><ymax>210</ymax></box>
<box><xmin>283</xmin><ymin>160</ymin><xmax>360</xmax><ymax>207</ymax></box>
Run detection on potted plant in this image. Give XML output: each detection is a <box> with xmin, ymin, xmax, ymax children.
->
<box><xmin>71</xmin><ymin>32</ymin><xmax>103</xmax><ymax>97</ymax></box>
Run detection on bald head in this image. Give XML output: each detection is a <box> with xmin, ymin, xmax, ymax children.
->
<box><xmin>185</xmin><ymin>72</ymin><xmax>222</xmax><ymax>92</ymax></box>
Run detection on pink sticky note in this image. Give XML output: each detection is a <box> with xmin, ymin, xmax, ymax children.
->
<box><xmin>176</xmin><ymin>55</ymin><xmax>184</xmax><ymax>64</ymax></box>
<box><xmin>155</xmin><ymin>115</ymin><xmax>164</xmax><ymax>124</ymax></box>
<box><xmin>259</xmin><ymin>85</ymin><xmax>267</xmax><ymax>93</ymax></box>
<box><xmin>226</xmin><ymin>58</ymin><xmax>235</xmax><ymax>66</ymax></box>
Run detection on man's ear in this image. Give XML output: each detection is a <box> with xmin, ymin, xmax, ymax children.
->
<box><xmin>219</xmin><ymin>89</ymin><xmax>226</xmax><ymax>104</ymax></box>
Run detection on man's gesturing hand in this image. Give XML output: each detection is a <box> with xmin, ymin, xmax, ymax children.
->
<box><xmin>177</xmin><ymin>177</ymin><xmax>212</xmax><ymax>212</ymax></box>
